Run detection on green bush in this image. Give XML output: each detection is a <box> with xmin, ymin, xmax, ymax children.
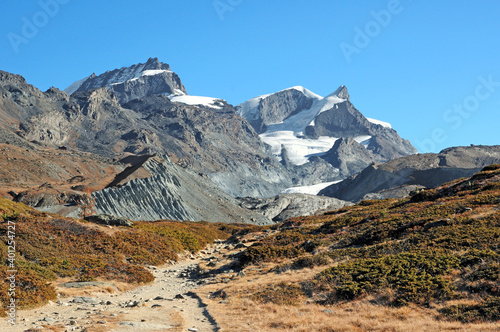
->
<box><xmin>316</xmin><ymin>252</ymin><xmax>459</xmax><ymax>305</ymax></box>
<box><xmin>239</xmin><ymin>244</ymin><xmax>305</xmax><ymax>266</ymax></box>
<box><xmin>440</xmin><ymin>297</ymin><xmax>500</xmax><ymax>322</ymax></box>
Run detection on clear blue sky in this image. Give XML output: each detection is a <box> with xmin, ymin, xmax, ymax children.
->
<box><xmin>1</xmin><ymin>0</ymin><xmax>499</xmax><ymax>153</ymax></box>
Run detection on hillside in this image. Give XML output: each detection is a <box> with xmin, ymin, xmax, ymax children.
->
<box><xmin>1</xmin><ymin>166</ymin><xmax>499</xmax><ymax>331</ymax></box>
<box><xmin>0</xmin><ymin>198</ymin><xmax>256</xmax><ymax>313</ymax></box>
<box><xmin>194</xmin><ymin>165</ymin><xmax>500</xmax><ymax>331</ymax></box>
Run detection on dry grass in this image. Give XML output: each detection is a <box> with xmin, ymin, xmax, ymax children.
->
<box><xmin>53</xmin><ymin>278</ymin><xmax>139</xmax><ymax>299</ymax></box>
<box><xmin>200</xmin><ymin>295</ymin><xmax>500</xmax><ymax>332</ymax></box>
<box><xmin>195</xmin><ymin>234</ymin><xmax>500</xmax><ymax>332</ymax></box>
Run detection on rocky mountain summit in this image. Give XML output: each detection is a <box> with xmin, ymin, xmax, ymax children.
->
<box><xmin>65</xmin><ymin>57</ymin><xmax>186</xmax><ymax>104</ymax></box>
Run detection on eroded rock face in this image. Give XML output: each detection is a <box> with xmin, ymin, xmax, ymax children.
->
<box><xmin>93</xmin><ymin>156</ymin><xmax>272</xmax><ymax>225</ymax></box>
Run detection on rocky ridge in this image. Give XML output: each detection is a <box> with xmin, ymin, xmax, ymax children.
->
<box><xmin>319</xmin><ymin>145</ymin><xmax>500</xmax><ymax>202</ymax></box>
<box><xmin>66</xmin><ymin>57</ymin><xmax>187</xmax><ymax>104</ymax></box>
<box><xmin>93</xmin><ymin>154</ymin><xmax>350</xmax><ymax>224</ymax></box>
<box><xmin>93</xmin><ymin>155</ymin><xmax>272</xmax><ymax>224</ymax></box>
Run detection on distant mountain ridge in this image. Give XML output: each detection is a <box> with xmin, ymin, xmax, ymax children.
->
<box><xmin>319</xmin><ymin>145</ymin><xmax>500</xmax><ymax>202</ymax></box>
<box><xmin>0</xmin><ymin>58</ymin><xmax>467</xmax><ymax>226</ymax></box>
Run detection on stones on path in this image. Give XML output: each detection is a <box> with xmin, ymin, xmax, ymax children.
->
<box><xmin>125</xmin><ymin>300</ymin><xmax>144</xmax><ymax>307</ymax></box>
<box><xmin>42</xmin><ymin>316</ymin><xmax>56</xmax><ymax>322</ymax></box>
<box><xmin>71</xmin><ymin>297</ymin><xmax>98</xmax><ymax>304</ymax></box>
<box><xmin>119</xmin><ymin>321</ymin><xmax>175</xmax><ymax>329</ymax></box>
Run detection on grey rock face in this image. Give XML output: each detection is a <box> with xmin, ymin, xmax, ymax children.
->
<box><xmin>305</xmin><ymin>100</ymin><xmax>371</xmax><ymax>138</ymax></box>
<box><xmin>93</xmin><ymin>155</ymin><xmax>272</xmax><ymax>224</ymax></box>
<box><xmin>306</xmin><ymin>100</ymin><xmax>417</xmax><ymax>161</ymax></box>
<box><xmin>282</xmin><ymin>156</ymin><xmax>341</xmax><ymax>187</ymax></box>
<box><xmin>366</xmin><ymin>126</ymin><xmax>417</xmax><ymax>162</ymax></box>
<box><xmin>331</xmin><ymin>85</ymin><xmax>350</xmax><ymax>100</ymax></box>
<box><xmin>208</xmin><ymin>161</ymin><xmax>292</xmax><ymax>198</ymax></box>
<box><xmin>236</xmin><ymin>88</ymin><xmax>318</xmax><ymax>134</ymax></box>
<box><xmin>321</xmin><ymin>137</ymin><xmax>375</xmax><ymax>178</ymax></box>
<box><xmin>67</xmin><ymin>57</ymin><xmax>186</xmax><ymax>104</ymax></box>
<box><xmin>319</xmin><ymin>145</ymin><xmax>500</xmax><ymax>202</ymax></box>
<box><xmin>238</xmin><ymin>193</ymin><xmax>351</xmax><ymax>222</ymax></box>
<box><xmin>84</xmin><ymin>214</ymin><xmax>133</xmax><ymax>227</ymax></box>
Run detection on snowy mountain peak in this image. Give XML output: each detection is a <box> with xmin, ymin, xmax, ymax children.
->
<box><xmin>237</xmin><ymin>84</ymin><xmax>417</xmax><ymax>168</ymax></box>
<box><xmin>328</xmin><ymin>85</ymin><xmax>350</xmax><ymax>100</ymax></box>
<box><xmin>282</xmin><ymin>86</ymin><xmax>323</xmax><ymax>99</ymax></box>
<box><xmin>64</xmin><ymin>58</ymin><xmax>186</xmax><ymax>103</ymax></box>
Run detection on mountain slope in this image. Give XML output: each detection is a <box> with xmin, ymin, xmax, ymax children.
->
<box><xmin>0</xmin><ymin>67</ymin><xmax>292</xmax><ymax>198</ymax></box>
<box><xmin>319</xmin><ymin>145</ymin><xmax>500</xmax><ymax>202</ymax></box>
<box><xmin>197</xmin><ymin>164</ymin><xmax>500</xmax><ymax>330</ymax></box>
<box><xmin>93</xmin><ymin>155</ymin><xmax>272</xmax><ymax>224</ymax></box>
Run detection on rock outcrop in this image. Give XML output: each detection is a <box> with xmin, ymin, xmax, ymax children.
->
<box><xmin>84</xmin><ymin>214</ymin><xmax>133</xmax><ymax>227</ymax></box>
<box><xmin>238</xmin><ymin>194</ymin><xmax>351</xmax><ymax>222</ymax></box>
<box><xmin>321</xmin><ymin>137</ymin><xmax>375</xmax><ymax>178</ymax></box>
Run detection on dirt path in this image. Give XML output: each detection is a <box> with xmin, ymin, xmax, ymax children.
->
<box><xmin>1</xmin><ymin>257</ymin><xmax>220</xmax><ymax>332</ymax></box>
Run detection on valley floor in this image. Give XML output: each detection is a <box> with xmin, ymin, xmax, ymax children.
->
<box><xmin>4</xmin><ymin>237</ymin><xmax>500</xmax><ymax>332</ymax></box>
